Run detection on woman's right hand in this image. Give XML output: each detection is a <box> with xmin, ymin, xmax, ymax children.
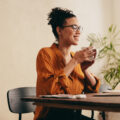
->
<box><xmin>73</xmin><ymin>46</ymin><xmax>96</xmax><ymax>64</ymax></box>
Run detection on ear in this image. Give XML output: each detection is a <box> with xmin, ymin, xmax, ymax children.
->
<box><xmin>56</xmin><ymin>26</ymin><xmax>62</xmax><ymax>36</ymax></box>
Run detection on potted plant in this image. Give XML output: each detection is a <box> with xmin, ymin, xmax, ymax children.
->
<box><xmin>87</xmin><ymin>25</ymin><xmax>120</xmax><ymax>89</ymax></box>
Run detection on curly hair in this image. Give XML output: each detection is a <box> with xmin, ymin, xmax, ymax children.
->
<box><xmin>47</xmin><ymin>7</ymin><xmax>76</xmax><ymax>39</ymax></box>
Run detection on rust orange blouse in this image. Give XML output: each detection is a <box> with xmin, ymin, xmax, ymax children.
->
<box><xmin>34</xmin><ymin>43</ymin><xmax>100</xmax><ymax>120</ymax></box>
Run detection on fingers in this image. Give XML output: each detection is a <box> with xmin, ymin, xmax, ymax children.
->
<box><xmin>74</xmin><ymin>47</ymin><xmax>97</xmax><ymax>63</ymax></box>
<box><xmin>81</xmin><ymin>47</ymin><xmax>96</xmax><ymax>61</ymax></box>
<box><xmin>93</xmin><ymin>49</ymin><xmax>97</xmax><ymax>58</ymax></box>
<box><xmin>82</xmin><ymin>47</ymin><xmax>95</xmax><ymax>55</ymax></box>
<box><xmin>82</xmin><ymin>46</ymin><xmax>93</xmax><ymax>51</ymax></box>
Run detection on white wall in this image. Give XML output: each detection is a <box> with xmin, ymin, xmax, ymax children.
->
<box><xmin>0</xmin><ymin>0</ymin><xmax>113</xmax><ymax>120</ymax></box>
<box><xmin>112</xmin><ymin>0</ymin><xmax>120</xmax><ymax>27</ymax></box>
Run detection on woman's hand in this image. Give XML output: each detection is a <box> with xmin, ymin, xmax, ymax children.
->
<box><xmin>73</xmin><ymin>47</ymin><xmax>96</xmax><ymax>70</ymax></box>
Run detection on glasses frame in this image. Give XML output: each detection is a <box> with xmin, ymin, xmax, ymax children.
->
<box><xmin>62</xmin><ymin>24</ymin><xmax>83</xmax><ymax>32</ymax></box>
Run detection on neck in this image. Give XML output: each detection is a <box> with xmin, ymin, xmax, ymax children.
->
<box><xmin>58</xmin><ymin>41</ymin><xmax>71</xmax><ymax>57</ymax></box>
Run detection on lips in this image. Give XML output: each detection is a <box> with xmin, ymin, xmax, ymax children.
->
<box><xmin>73</xmin><ymin>36</ymin><xmax>79</xmax><ymax>42</ymax></box>
<box><xmin>74</xmin><ymin>36</ymin><xmax>79</xmax><ymax>38</ymax></box>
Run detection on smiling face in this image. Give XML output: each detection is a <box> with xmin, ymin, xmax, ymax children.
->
<box><xmin>57</xmin><ymin>17</ymin><xmax>81</xmax><ymax>46</ymax></box>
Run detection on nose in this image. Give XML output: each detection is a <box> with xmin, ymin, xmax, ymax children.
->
<box><xmin>76</xmin><ymin>29</ymin><xmax>80</xmax><ymax>34</ymax></box>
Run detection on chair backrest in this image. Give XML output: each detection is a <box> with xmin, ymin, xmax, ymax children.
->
<box><xmin>7</xmin><ymin>87</ymin><xmax>36</xmax><ymax>114</ymax></box>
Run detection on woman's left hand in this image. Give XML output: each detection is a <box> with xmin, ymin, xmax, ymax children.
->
<box><xmin>81</xmin><ymin>60</ymin><xmax>94</xmax><ymax>70</ymax></box>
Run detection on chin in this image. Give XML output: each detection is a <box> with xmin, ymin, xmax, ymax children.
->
<box><xmin>73</xmin><ymin>39</ymin><xmax>79</xmax><ymax>45</ymax></box>
<box><xmin>73</xmin><ymin>42</ymin><xmax>79</xmax><ymax>45</ymax></box>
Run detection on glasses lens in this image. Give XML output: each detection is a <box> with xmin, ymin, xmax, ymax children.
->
<box><xmin>72</xmin><ymin>25</ymin><xmax>77</xmax><ymax>30</ymax></box>
<box><xmin>73</xmin><ymin>25</ymin><xmax>83</xmax><ymax>32</ymax></box>
<box><xmin>62</xmin><ymin>25</ymin><xmax>83</xmax><ymax>32</ymax></box>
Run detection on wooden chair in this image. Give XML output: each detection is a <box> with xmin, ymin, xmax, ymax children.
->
<box><xmin>7</xmin><ymin>87</ymin><xmax>36</xmax><ymax>120</ymax></box>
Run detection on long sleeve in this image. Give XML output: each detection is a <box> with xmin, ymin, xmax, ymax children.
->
<box><xmin>84</xmin><ymin>74</ymin><xmax>100</xmax><ymax>93</ymax></box>
<box><xmin>70</xmin><ymin>52</ymin><xmax>100</xmax><ymax>93</ymax></box>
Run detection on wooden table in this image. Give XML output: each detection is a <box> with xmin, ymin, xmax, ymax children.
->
<box><xmin>21</xmin><ymin>92</ymin><xmax>120</xmax><ymax>112</ymax></box>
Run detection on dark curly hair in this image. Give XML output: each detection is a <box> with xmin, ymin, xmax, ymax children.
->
<box><xmin>47</xmin><ymin>7</ymin><xmax>76</xmax><ymax>39</ymax></box>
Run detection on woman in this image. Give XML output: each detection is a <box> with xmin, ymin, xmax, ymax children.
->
<box><xmin>34</xmin><ymin>7</ymin><xmax>100</xmax><ymax>120</ymax></box>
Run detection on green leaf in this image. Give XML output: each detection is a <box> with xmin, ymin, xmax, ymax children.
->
<box><xmin>109</xmin><ymin>24</ymin><xmax>113</xmax><ymax>32</ymax></box>
<box><xmin>103</xmin><ymin>36</ymin><xmax>107</xmax><ymax>40</ymax></box>
<box><xmin>113</xmin><ymin>26</ymin><xmax>117</xmax><ymax>33</ymax></box>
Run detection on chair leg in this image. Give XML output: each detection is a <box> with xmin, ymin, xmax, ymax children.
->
<box><xmin>102</xmin><ymin>112</ymin><xmax>105</xmax><ymax>120</ymax></box>
<box><xmin>91</xmin><ymin>110</ymin><xmax>94</xmax><ymax>119</ymax></box>
<box><xmin>19</xmin><ymin>113</ymin><xmax>22</xmax><ymax>120</ymax></box>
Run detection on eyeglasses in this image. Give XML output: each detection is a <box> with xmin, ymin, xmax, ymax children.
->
<box><xmin>62</xmin><ymin>24</ymin><xmax>83</xmax><ymax>32</ymax></box>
